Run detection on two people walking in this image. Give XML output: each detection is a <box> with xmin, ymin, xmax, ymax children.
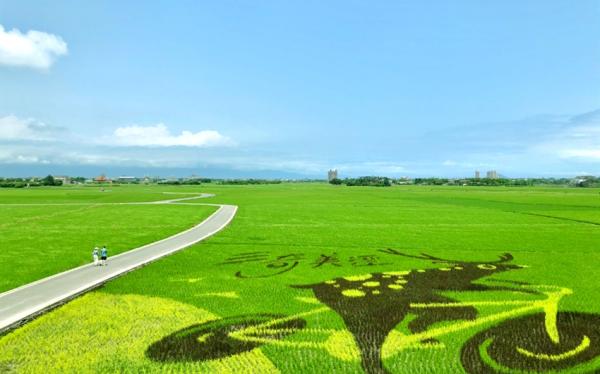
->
<box><xmin>92</xmin><ymin>246</ymin><xmax>108</xmax><ymax>266</ymax></box>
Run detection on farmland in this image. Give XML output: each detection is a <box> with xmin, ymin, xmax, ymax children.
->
<box><xmin>1</xmin><ymin>183</ymin><xmax>600</xmax><ymax>373</ymax></box>
<box><xmin>0</xmin><ymin>186</ymin><xmax>217</xmax><ymax>292</ymax></box>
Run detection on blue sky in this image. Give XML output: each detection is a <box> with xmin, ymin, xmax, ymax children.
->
<box><xmin>0</xmin><ymin>1</ymin><xmax>599</xmax><ymax>178</ymax></box>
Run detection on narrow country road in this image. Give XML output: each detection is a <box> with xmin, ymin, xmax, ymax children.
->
<box><xmin>0</xmin><ymin>193</ymin><xmax>237</xmax><ymax>333</ymax></box>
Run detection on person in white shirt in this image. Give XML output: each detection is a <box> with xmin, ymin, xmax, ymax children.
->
<box><xmin>92</xmin><ymin>247</ymin><xmax>100</xmax><ymax>266</ymax></box>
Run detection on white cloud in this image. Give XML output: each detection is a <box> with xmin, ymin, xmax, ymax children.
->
<box><xmin>358</xmin><ymin>162</ymin><xmax>406</xmax><ymax>174</ymax></box>
<box><xmin>0</xmin><ymin>144</ymin><xmax>142</xmax><ymax>166</ymax></box>
<box><xmin>533</xmin><ymin>110</ymin><xmax>600</xmax><ymax>162</ymax></box>
<box><xmin>442</xmin><ymin>160</ymin><xmax>457</xmax><ymax>166</ymax></box>
<box><xmin>0</xmin><ymin>153</ymin><xmax>45</xmax><ymax>165</ymax></box>
<box><xmin>442</xmin><ymin>160</ymin><xmax>493</xmax><ymax>168</ymax></box>
<box><xmin>559</xmin><ymin>149</ymin><xmax>600</xmax><ymax>159</ymax></box>
<box><xmin>332</xmin><ymin>161</ymin><xmax>407</xmax><ymax>176</ymax></box>
<box><xmin>436</xmin><ymin>109</ymin><xmax>600</xmax><ymax>174</ymax></box>
<box><xmin>0</xmin><ymin>24</ymin><xmax>67</xmax><ymax>69</ymax></box>
<box><xmin>0</xmin><ymin>115</ymin><xmax>61</xmax><ymax>141</ymax></box>
<box><xmin>111</xmin><ymin>124</ymin><xmax>234</xmax><ymax>147</ymax></box>
<box><xmin>0</xmin><ymin>117</ymin><xmax>237</xmax><ymax>168</ymax></box>
<box><xmin>4</xmin><ymin>108</ymin><xmax>600</xmax><ymax>177</ymax></box>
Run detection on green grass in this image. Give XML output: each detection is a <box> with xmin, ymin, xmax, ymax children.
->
<box><xmin>0</xmin><ymin>186</ymin><xmax>217</xmax><ymax>292</ymax></box>
<box><xmin>2</xmin><ymin>184</ymin><xmax>600</xmax><ymax>373</ymax></box>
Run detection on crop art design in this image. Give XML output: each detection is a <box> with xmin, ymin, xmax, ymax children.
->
<box><xmin>221</xmin><ymin>251</ymin><xmax>391</xmax><ymax>278</ymax></box>
<box><xmin>147</xmin><ymin>251</ymin><xmax>600</xmax><ymax>374</ymax></box>
<box><xmin>147</xmin><ymin>314</ymin><xmax>306</xmax><ymax>362</ymax></box>
<box><xmin>293</xmin><ymin>251</ymin><xmax>527</xmax><ymax>373</ymax></box>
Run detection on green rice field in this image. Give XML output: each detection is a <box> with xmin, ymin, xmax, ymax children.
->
<box><xmin>2</xmin><ymin>183</ymin><xmax>600</xmax><ymax>373</ymax></box>
<box><xmin>0</xmin><ymin>186</ymin><xmax>217</xmax><ymax>292</ymax></box>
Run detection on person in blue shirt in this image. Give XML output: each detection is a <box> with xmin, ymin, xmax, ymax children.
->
<box><xmin>100</xmin><ymin>246</ymin><xmax>108</xmax><ymax>266</ymax></box>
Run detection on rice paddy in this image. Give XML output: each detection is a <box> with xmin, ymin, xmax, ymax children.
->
<box><xmin>1</xmin><ymin>183</ymin><xmax>600</xmax><ymax>373</ymax></box>
<box><xmin>0</xmin><ymin>186</ymin><xmax>217</xmax><ymax>292</ymax></box>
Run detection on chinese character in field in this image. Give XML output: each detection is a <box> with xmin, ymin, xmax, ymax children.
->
<box><xmin>221</xmin><ymin>251</ymin><xmax>270</xmax><ymax>265</ymax></box>
<box><xmin>266</xmin><ymin>254</ymin><xmax>305</xmax><ymax>269</ymax></box>
<box><xmin>312</xmin><ymin>253</ymin><xmax>342</xmax><ymax>268</ymax></box>
<box><xmin>225</xmin><ymin>252</ymin><xmax>305</xmax><ymax>278</ymax></box>
<box><xmin>349</xmin><ymin>254</ymin><xmax>391</xmax><ymax>267</ymax></box>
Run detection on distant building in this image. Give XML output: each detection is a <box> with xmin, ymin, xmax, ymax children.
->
<box><xmin>54</xmin><ymin>175</ymin><xmax>71</xmax><ymax>185</ymax></box>
<box><xmin>327</xmin><ymin>169</ymin><xmax>338</xmax><ymax>181</ymax></box>
<box><xmin>486</xmin><ymin>170</ymin><xmax>498</xmax><ymax>179</ymax></box>
<box><xmin>94</xmin><ymin>174</ymin><xmax>111</xmax><ymax>183</ymax></box>
<box><xmin>474</xmin><ymin>171</ymin><xmax>480</xmax><ymax>179</ymax></box>
<box><xmin>571</xmin><ymin>176</ymin><xmax>597</xmax><ymax>187</ymax></box>
<box><xmin>117</xmin><ymin>176</ymin><xmax>137</xmax><ymax>183</ymax></box>
<box><xmin>159</xmin><ymin>177</ymin><xmax>180</xmax><ymax>183</ymax></box>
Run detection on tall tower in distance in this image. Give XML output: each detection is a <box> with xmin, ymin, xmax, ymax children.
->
<box><xmin>486</xmin><ymin>170</ymin><xmax>498</xmax><ymax>179</ymax></box>
<box><xmin>328</xmin><ymin>169</ymin><xmax>338</xmax><ymax>181</ymax></box>
<box><xmin>475</xmin><ymin>170</ymin><xmax>480</xmax><ymax>179</ymax></box>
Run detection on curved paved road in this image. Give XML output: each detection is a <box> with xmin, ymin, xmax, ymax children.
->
<box><xmin>0</xmin><ymin>194</ymin><xmax>237</xmax><ymax>333</ymax></box>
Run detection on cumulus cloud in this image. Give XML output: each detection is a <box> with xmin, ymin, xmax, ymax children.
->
<box><xmin>0</xmin><ymin>151</ymin><xmax>47</xmax><ymax>165</ymax></box>
<box><xmin>559</xmin><ymin>149</ymin><xmax>600</xmax><ymax>159</ymax></box>
<box><xmin>111</xmin><ymin>124</ymin><xmax>234</xmax><ymax>147</ymax></box>
<box><xmin>430</xmin><ymin>109</ymin><xmax>600</xmax><ymax>175</ymax></box>
<box><xmin>4</xmin><ymin>108</ymin><xmax>600</xmax><ymax>177</ymax></box>
<box><xmin>442</xmin><ymin>160</ymin><xmax>493</xmax><ymax>168</ymax></box>
<box><xmin>0</xmin><ymin>117</ymin><xmax>237</xmax><ymax>169</ymax></box>
<box><xmin>0</xmin><ymin>143</ymin><xmax>155</xmax><ymax>167</ymax></box>
<box><xmin>0</xmin><ymin>24</ymin><xmax>67</xmax><ymax>69</ymax></box>
<box><xmin>534</xmin><ymin>109</ymin><xmax>600</xmax><ymax>161</ymax></box>
<box><xmin>0</xmin><ymin>115</ymin><xmax>62</xmax><ymax>141</ymax></box>
<box><xmin>350</xmin><ymin>161</ymin><xmax>406</xmax><ymax>174</ymax></box>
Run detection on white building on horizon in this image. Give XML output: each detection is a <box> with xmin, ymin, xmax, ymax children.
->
<box><xmin>486</xmin><ymin>170</ymin><xmax>498</xmax><ymax>179</ymax></box>
<box><xmin>327</xmin><ymin>169</ymin><xmax>338</xmax><ymax>181</ymax></box>
<box><xmin>53</xmin><ymin>176</ymin><xmax>71</xmax><ymax>185</ymax></box>
<box><xmin>117</xmin><ymin>176</ymin><xmax>137</xmax><ymax>183</ymax></box>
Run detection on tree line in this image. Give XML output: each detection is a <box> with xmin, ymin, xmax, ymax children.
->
<box><xmin>0</xmin><ymin>175</ymin><xmax>65</xmax><ymax>188</ymax></box>
<box><xmin>329</xmin><ymin>176</ymin><xmax>392</xmax><ymax>187</ymax></box>
<box><xmin>329</xmin><ymin>176</ymin><xmax>600</xmax><ymax>188</ymax></box>
<box><xmin>412</xmin><ymin>177</ymin><xmax>599</xmax><ymax>187</ymax></box>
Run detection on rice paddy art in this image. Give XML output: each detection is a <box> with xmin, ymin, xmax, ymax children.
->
<box><xmin>148</xmin><ymin>249</ymin><xmax>600</xmax><ymax>373</ymax></box>
<box><xmin>147</xmin><ymin>314</ymin><xmax>307</xmax><ymax>362</ymax></box>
